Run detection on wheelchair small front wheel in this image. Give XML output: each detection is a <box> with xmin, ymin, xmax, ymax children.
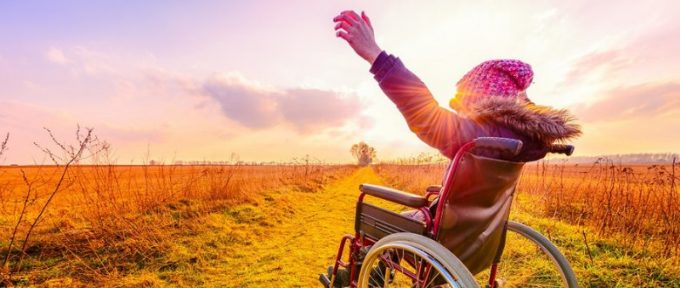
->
<box><xmin>359</xmin><ymin>233</ymin><xmax>479</xmax><ymax>288</ymax></box>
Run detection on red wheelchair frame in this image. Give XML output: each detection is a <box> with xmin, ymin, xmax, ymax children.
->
<box><xmin>322</xmin><ymin>138</ymin><xmax>573</xmax><ymax>288</ymax></box>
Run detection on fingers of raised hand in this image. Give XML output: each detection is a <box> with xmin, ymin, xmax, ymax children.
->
<box><xmin>333</xmin><ymin>10</ymin><xmax>367</xmax><ymax>43</ymax></box>
<box><xmin>334</xmin><ymin>21</ymin><xmax>352</xmax><ymax>32</ymax></box>
<box><xmin>336</xmin><ymin>31</ymin><xmax>350</xmax><ymax>42</ymax></box>
<box><xmin>333</xmin><ymin>13</ymin><xmax>359</xmax><ymax>26</ymax></box>
<box><xmin>342</xmin><ymin>10</ymin><xmax>361</xmax><ymax>22</ymax></box>
<box><xmin>361</xmin><ymin>11</ymin><xmax>373</xmax><ymax>30</ymax></box>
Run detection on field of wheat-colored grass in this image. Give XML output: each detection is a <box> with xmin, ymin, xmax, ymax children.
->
<box><xmin>0</xmin><ymin>164</ymin><xmax>356</xmax><ymax>286</ymax></box>
<box><xmin>375</xmin><ymin>160</ymin><xmax>679</xmax><ymax>287</ymax></box>
<box><xmin>0</xmin><ymin>158</ymin><xmax>678</xmax><ymax>287</ymax></box>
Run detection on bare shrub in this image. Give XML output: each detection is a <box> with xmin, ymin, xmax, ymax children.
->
<box><xmin>0</xmin><ymin>133</ymin><xmax>8</xmax><ymax>158</ymax></box>
<box><xmin>11</xmin><ymin>127</ymin><xmax>101</xmax><ymax>272</ymax></box>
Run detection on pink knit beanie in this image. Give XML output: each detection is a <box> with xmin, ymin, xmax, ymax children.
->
<box><xmin>451</xmin><ymin>59</ymin><xmax>534</xmax><ymax>109</ymax></box>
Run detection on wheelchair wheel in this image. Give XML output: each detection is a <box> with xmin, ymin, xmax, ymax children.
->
<box><xmin>359</xmin><ymin>232</ymin><xmax>478</xmax><ymax>288</ymax></box>
<box><xmin>484</xmin><ymin>221</ymin><xmax>578</xmax><ymax>288</ymax></box>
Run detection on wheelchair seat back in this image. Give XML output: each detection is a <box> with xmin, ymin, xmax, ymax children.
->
<box><xmin>435</xmin><ymin>151</ymin><xmax>524</xmax><ymax>275</ymax></box>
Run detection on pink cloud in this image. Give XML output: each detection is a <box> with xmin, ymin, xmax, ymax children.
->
<box><xmin>94</xmin><ymin>125</ymin><xmax>165</xmax><ymax>143</ymax></box>
<box><xmin>629</xmin><ymin>22</ymin><xmax>680</xmax><ymax>65</ymax></box>
<box><xmin>46</xmin><ymin>47</ymin><xmax>69</xmax><ymax>64</ymax></box>
<box><xmin>572</xmin><ymin>81</ymin><xmax>680</xmax><ymax>122</ymax></box>
<box><xmin>202</xmin><ymin>75</ymin><xmax>360</xmax><ymax>132</ymax></box>
<box><xmin>202</xmin><ymin>76</ymin><xmax>281</xmax><ymax>129</ymax></box>
<box><xmin>0</xmin><ymin>100</ymin><xmax>171</xmax><ymax>163</ymax></box>
<box><xmin>560</xmin><ymin>49</ymin><xmax>631</xmax><ymax>86</ymax></box>
<box><xmin>560</xmin><ymin>18</ymin><xmax>680</xmax><ymax>90</ymax></box>
<box><xmin>278</xmin><ymin>88</ymin><xmax>360</xmax><ymax>132</ymax></box>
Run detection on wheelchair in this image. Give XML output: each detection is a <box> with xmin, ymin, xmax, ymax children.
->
<box><xmin>320</xmin><ymin>137</ymin><xmax>578</xmax><ymax>288</ymax></box>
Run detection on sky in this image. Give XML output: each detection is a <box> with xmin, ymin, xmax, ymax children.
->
<box><xmin>1</xmin><ymin>0</ymin><xmax>679</xmax><ymax>164</ymax></box>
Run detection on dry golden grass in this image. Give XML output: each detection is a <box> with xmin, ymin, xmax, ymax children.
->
<box><xmin>521</xmin><ymin>161</ymin><xmax>679</xmax><ymax>256</ymax></box>
<box><xmin>0</xmin><ymin>159</ymin><xmax>678</xmax><ymax>287</ymax></box>
<box><xmin>375</xmin><ymin>159</ymin><xmax>680</xmax><ymax>287</ymax></box>
<box><xmin>0</xmin><ymin>164</ymin><xmax>355</xmax><ymax>286</ymax></box>
<box><xmin>375</xmin><ymin>160</ymin><xmax>680</xmax><ymax>256</ymax></box>
<box><xmin>1</xmin><ymin>144</ymin><xmax>679</xmax><ymax>287</ymax></box>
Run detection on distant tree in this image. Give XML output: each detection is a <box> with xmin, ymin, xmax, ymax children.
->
<box><xmin>350</xmin><ymin>142</ymin><xmax>376</xmax><ymax>166</ymax></box>
<box><xmin>230</xmin><ymin>152</ymin><xmax>240</xmax><ymax>164</ymax></box>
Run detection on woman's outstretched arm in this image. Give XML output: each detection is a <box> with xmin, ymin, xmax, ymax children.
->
<box><xmin>333</xmin><ymin>10</ymin><xmax>471</xmax><ymax>158</ymax></box>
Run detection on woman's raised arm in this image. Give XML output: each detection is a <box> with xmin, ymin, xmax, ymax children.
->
<box><xmin>333</xmin><ymin>11</ymin><xmax>471</xmax><ymax>158</ymax></box>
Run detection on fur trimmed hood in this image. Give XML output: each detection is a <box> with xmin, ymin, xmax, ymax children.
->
<box><xmin>467</xmin><ymin>97</ymin><xmax>582</xmax><ymax>144</ymax></box>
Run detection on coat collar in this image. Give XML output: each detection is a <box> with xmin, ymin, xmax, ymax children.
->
<box><xmin>465</xmin><ymin>97</ymin><xmax>582</xmax><ymax>144</ymax></box>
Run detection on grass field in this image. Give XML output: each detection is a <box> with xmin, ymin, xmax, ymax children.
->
<box><xmin>376</xmin><ymin>161</ymin><xmax>680</xmax><ymax>287</ymax></box>
<box><xmin>0</xmin><ymin>161</ymin><xmax>678</xmax><ymax>287</ymax></box>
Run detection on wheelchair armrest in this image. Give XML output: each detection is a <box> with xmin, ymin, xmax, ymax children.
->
<box><xmin>359</xmin><ymin>184</ymin><xmax>429</xmax><ymax>208</ymax></box>
<box><xmin>426</xmin><ymin>185</ymin><xmax>442</xmax><ymax>193</ymax></box>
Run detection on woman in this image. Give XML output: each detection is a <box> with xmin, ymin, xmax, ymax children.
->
<box><xmin>333</xmin><ymin>11</ymin><xmax>581</xmax><ymax>162</ymax></box>
<box><xmin>330</xmin><ymin>10</ymin><xmax>581</xmax><ymax>285</ymax></box>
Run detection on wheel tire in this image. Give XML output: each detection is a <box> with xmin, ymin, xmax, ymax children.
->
<box><xmin>359</xmin><ymin>232</ymin><xmax>479</xmax><ymax>287</ymax></box>
<box><xmin>500</xmin><ymin>221</ymin><xmax>578</xmax><ymax>288</ymax></box>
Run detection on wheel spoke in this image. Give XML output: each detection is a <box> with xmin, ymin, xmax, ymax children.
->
<box><xmin>361</xmin><ymin>242</ymin><xmax>465</xmax><ymax>287</ymax></box>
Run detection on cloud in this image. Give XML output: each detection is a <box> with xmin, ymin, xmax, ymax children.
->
<box><xmin>202</xmin><ymin>75</ymin><xmax>281</xmax><ymax>129</ymax></box>
<box><xmin>559</xmin><ymin>18</ymin><xmax>680</xmax><ymax>90</ymax></box>
<box><xmin>46</xmin><ymin>47</ymin><xmax>69</xmax><ymax>64</ymax></box>
<box><xmin>560</xmin><ymin>49</ymin><xmax>631</xmax><ymax>86</ymax></box>
<box><xmin>95</xmin><ymin>125</ymin><xmax>165</xmax><ymax>143</ymax></box>
<box><xmin>6</xmin><ymin>44</ymin><xmax>371</xmax><ymax>163</ymax></box>
<box><xmin>202</xmin><ymin>75</ymin><xmax>360</xmax><ymax>132</ymax></box>
<box><xmin>278</xmin><ymin>88</ymin><xmax>360</xmax><ymax>132</ymax></box>
<box><xmin>630</xmin><ymin>20</ymin><xmax>680</xmax><ymax>66</ymax></box>
<box><xmin>572</xmin><ymin>82</ymin><xmax>680</xmax><ymax>122</ymax></box>
<box><xmin>0</xmin><ymin>101</ymin><xmax>165</xmax><ymax>144</ymax></box>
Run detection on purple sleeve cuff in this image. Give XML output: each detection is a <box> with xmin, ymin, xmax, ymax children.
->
<box><xmin>369</xmin><ymin>51</ymin><xmax>388</xmax><ymax>73</ymax></box>
<box><xmin>369</xmin><ymin>51</ymin><xmax>397</xmax><ymax>81</ymax></box>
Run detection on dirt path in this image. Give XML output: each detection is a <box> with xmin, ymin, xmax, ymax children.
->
<box><xmin>170</xmin><ymin>167</ymin><xmax>399</xmax><ymax>287</ymax></box>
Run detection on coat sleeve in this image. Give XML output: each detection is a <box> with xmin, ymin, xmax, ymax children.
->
<box><xmin>370</xmin><ymin>51</ymin><xmax>475</xmax><ymax>158</ymax></box>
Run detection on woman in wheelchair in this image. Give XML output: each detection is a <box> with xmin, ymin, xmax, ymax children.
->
<box><xmin>327</xmin><ymin>10</ymin><xmax>582</xmax><ymax>288</ymax></box>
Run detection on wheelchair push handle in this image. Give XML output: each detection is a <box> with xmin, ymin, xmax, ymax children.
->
<box><xmin>548</xmin><ymin>144</ymin><xmax>575</xmax><ymax>156</ymax></box>
<box><xmin>474</xmin><ymin>137</ymin><xmax>523</xmax><ymax>157</ymax></box>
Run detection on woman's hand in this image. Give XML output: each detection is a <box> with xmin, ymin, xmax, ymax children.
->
<box><xmin>333</xmin><ymin>10</ymin><xmax>382</xmax><ymax>65</ymax></box>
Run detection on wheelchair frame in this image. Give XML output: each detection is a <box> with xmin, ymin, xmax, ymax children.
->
<box><xmin>326</xmin><ymin>140</ymin><xmax>501</xmax><ymax>287</ymax></box>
